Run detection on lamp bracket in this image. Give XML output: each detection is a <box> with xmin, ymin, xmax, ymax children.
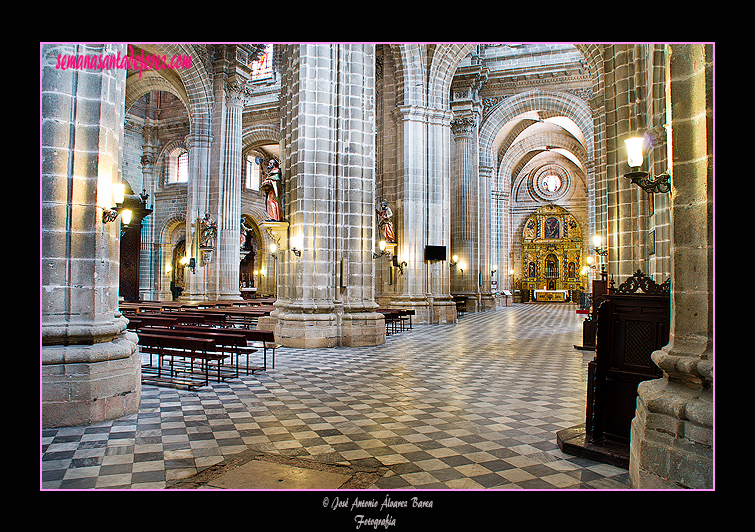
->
<box><xmin>102</xmin><ymin>208</ymin><xmax>119</xmax><ymax>223</ymax></box>
<box><xmin>625</xmin><ymin>171</ymin><xmax>671</xmax><ymax>194</ymax></box>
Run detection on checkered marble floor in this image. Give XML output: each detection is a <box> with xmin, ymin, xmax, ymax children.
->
<box><xmin>41</xmin><ymin>303</ymin><xmax>630</xmax><ymax>490</ymax></box>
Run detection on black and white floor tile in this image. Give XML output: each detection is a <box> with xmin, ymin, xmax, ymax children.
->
<box><xmin>41</xmin><ymin>303</ymin><xmax>630</xmax><ymax>490</ymax></box>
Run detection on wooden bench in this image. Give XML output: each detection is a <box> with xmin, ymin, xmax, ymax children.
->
<box><xmin>177</xmin><ymin>326</ymin><xmax>280</xmax><ymax>371</ymax></box>
<box><xmin>398</xmin><ymin>309</ymin><xmax>415</xmax><ymax>330</ymax></box>
<box><xmin>138</xmin><ymin>332</ymin><xmax>223</xmax><ymax>389</ymax></box>
<box><xmin>135</xmin><ymin>315</ymin><xmax>178</xmax><ymax>328</ymax></box>
<box><xmin>139</xmin><ymin>326</ymin><xmax>261</xmax><ymax>376</ymax></box>
<box><xmin>377</xmin><ymin>309</ymin><xmax>401</xmax><ymax>335</ymax></box>
<box><xmin>378</xmin><ymin>309</ymin><xmax>414</xmax><ymax>335</ymax></box>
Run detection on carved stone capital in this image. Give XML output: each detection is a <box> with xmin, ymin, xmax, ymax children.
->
<box><xmin>450</xmin><ymin>117</ymin><xmax>476</xmax><ymax>136</ymax></box>
<box><xmin>225</xmin><ymin>79</ymin><xmax>251</xmax><ymax>106</ymax></box>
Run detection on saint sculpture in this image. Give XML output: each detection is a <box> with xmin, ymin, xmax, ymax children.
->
<box><xmin>376</xmin><ymin>200</ymin><xmax>395</xmax><ymax>243</ymax></box>
<box><xmin>260</xmin><ymin>158</ymin><xmax>282</xmax><ymax>221</ymax></box>
<box><xmin>199</xmin><ymin>212</ymin><xmax>217</xmax><ymax>249</ymax></box>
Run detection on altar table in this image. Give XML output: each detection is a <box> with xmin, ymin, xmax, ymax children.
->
<box><xmin>534</xmin><ymin>289</ymin><xmax>568</xmax><ymax>302</ymax></box>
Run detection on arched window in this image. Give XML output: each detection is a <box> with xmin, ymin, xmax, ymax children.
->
<box><xmin>167</xmin><ymin>148</ymin><xmax>188</xmax><ymax>184</ymax></box>
<box><xmin>245</xmin><ymin>155</ymin><xmax>260</xmax><ymax>190</ymax></box>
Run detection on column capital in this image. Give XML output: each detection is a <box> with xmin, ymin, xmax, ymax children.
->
<box><xmin>450</xmin><ymin>116</ymin><xmax>477</xmax><ymax>137</ymax></box>
<box><xmin>225</xmin><ymin>78</ymin><xmax>251</xmax><ymax>106</ymax></box>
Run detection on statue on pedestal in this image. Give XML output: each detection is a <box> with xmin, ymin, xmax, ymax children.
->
<box><xmin>199</xmin><ymin>212</ymin><xmax>217</xmax><ymax>249</ymax></box>
<box><xmin>260</xmin><ymin>159</ymin><xmax>282</xmax><ymax>221</ymax></box>
<box><xmin>376</xmin><ymin>200</ymin><xmax>395</xmax><ymax>243</ymax></box>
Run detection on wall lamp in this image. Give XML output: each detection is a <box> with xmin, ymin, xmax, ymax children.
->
<box><xmin>373</xmin><ymin>239</ymin><xmax>391</xmax><ymax>259</ymax></box>
<box><xmin>290</xmin><ymin>235</ymin><xmax>303</xmax><ymax>257</ymax></box>
<box><xmin>102</xmin><ymin>183</ymin><xmax>132</xmax><ymax>224</ymax></box>
<box><xmin>102</xmin><ymin>184</ymin><xmax>152</xmax><ymax>228</ymax></box>
<box><xmin>392</xmin><ymin>256</ymin><xmax>407</xmax><ymax>275</ymax></box>
<box><xmin>450</xmin><ymin>255</ymin><xmax>459</xmax><ymax>267</ymax></box>
<box><xmin>624</xmin><ymin>135</ymin><xmax>671</xmax><ymax>194</ymax></box>
<box><xmin>592</xmin><ymin>234</ymin><xmax>608</xmax><ymax>257</ymax></box>
<box><xmin>180</xmin><ymin>255</ymin><xmax>196</xmax><ymax>274</ymax></box>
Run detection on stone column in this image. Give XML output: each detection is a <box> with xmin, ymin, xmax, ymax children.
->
<box><xmin>41</xmin><ymin>43</ymin><xmax>140</xmax><ymax>428</ymax></box>
<box><xmin>629</xmin><ymin>44</ymin><xmax>713</xmax><ymax>489</ymax></box>
<box><xmin>277</xmin><ymin>44</ymin><xmax>384</xmax><ymax>347</ymax></box>
<box><xmin>138</xmin><ymin>131</ymin><xmax>157</xmax><ymax>301</ymax></box>
<box><xmin>450</xmin><ymin>117</ymin><xmax>476</xmax><ymax>301</ymax></box>
<box><xmin>450</xmin><ymin>69</ymin><xmax>493</xmax><ymax>312</ymax></box>
<box><xmin>182</xmin><ymin>129</ymin><xmax>212</xmax><ymax>300</ymax></box>
<box><xmin>217</xmin><ymin>80</ymin><xmax>246</xmax><ymax>300</ymax></box>
<box><xmin>389</xmin><ymin>104</ymin><xmax>456</xmax><ymax>324</ymax></box>
<box><xmin>605</xmin><ymin>44</ymin><xmax>644</xmax><ymax>278</ymax></box>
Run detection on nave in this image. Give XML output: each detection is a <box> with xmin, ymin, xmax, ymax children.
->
<box><xmin>41</xmin><ymin>303</ymin><xmax>629</xmax><ymax>490</ymax></box>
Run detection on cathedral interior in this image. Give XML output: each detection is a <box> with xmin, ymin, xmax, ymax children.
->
<box><xmin>40</xmin><ymin>43</ymin><xmax>714</xmax><ymax>495</ymax></box>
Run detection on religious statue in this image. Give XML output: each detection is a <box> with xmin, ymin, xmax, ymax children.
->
<box><xmin>260</xmin><ymin>159</ymin><xmax>282</xmax><ymax>221</ymax></box>
<box><xmin>240</xmin><ymin>217</ymin><xmax>253</xmax><ymax>250</ymax></box>
<box><xmin>376</xmin><ymin>200</ymin><xmax>395</xmax><ymax>243</ymax></box>
<box><xmin>199</xmin><ymin>212</ymin><xmax>217</xmax><ymax>249</ymax></box>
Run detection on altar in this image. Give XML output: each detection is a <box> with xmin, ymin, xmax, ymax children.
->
<box><xmin>534</xmin><ymin>289</ymin><xmax>569</xmax><ymax>302</ymax></box>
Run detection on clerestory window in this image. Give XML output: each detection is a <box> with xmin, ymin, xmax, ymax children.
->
<box><xmin>250</xmin><ymin>44</ymin><xmax>273</xmax><ymax>81</ymax></box>
<box><xmin>245</xmin><ymin>155</ymin><xmax>260</xmax><ymax>191</ymax></box>
<box><xmin>167</xmin><ymin>149</ymin><xmax>188</xmax><ymax>184</ymax></box>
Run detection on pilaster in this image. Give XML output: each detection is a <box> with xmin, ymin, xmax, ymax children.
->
<box><xmin>217</xmin><ymin>79</ymin><xmax>247</xmax><ymax>299</ymax></box>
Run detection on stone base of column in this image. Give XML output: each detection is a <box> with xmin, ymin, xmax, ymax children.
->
<box><xmin>480</xmin><ymin>294</ymin><xmax>496</xmax><ymax>311</ymax></box>
<box><xmin>340</xmin><ymin>311</ymin><xmax>386</xmax><ymax>347</ymax></box>
<box><xmin>629</xmin><ymin>377</ymin><xmax>713</xmax><ymax>489</ymax></box>
<box><xmin>256</xmin><ymin>314</ymin><xmax>278</xmax><ymax>332</ymax></box>
<box><xmin>262</xmin><ymin>309</ymin><xmax>385</xmax><ymax>347</ymax></box>
<box><xmin>41</xmin><ymin>332</ymin><xmax>141</xmax><ymax>429</ymax></box>
<box><xmin>390</xmin><ymin>296</ymin><xmax>457</xmax><ymax>325</ymax></box>
<box><xmin>456</xmin><ymin>293</ymin><xmax>496</xmax><ymax>313</ymax></box>
<box><xmin>276</xmin><ymin>310</ymin><xmax>339</xmax><ymax>348</ymax></box>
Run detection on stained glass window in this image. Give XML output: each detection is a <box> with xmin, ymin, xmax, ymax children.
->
<box><xmin>542</xmin><ymin>174</ymin><xmax>561</xmax><ymax>192</ymax></box>
<box><xmin>250</xmin><ymin>44</ymin><xmax>273</xmax><ymax>80</ymax></box>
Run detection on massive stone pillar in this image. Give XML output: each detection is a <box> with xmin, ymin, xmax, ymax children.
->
<box><xmin>389</xmin><ymin>104</ymin><xmax>456</xmax><ymax>325</ymax></box>
<box><xmin>450</xmin><ymin>67</ymin><xmax>493</xmax><ymax>312</ymax></box>
<box><xmin>41</xmin><ymin>43</ymin><xmax>140</xmax><ymax>428</ymax></box>
<box><xmin>276</xmin><ymin>44</ymin><xmax>385</xmax><ymax>347</ymax></box>
<box><xmin>629</xmin><ymin>44</ymin><xmax>713</xmax><ymax>489</ymax></box>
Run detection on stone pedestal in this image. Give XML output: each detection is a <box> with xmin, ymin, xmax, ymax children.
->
<box><xmin>630</xmin><ymin>376</ymin><xmax>712</xmax><ymax>489</ymax></box>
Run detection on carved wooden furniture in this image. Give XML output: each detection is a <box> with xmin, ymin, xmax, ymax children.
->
<box><xmin>574</xmin><ymin>272</ymin><xmax>607</xmax><ymax>350</ymax></box>
<box><xmin>558</xmin><ymin>270</ymin><xmax>669</xmax><ymax>468</ymax></box>
<box><xmin>586</xmin><ymin>270</ymin><xmax>670</xmax><ymax>443</ymax></box>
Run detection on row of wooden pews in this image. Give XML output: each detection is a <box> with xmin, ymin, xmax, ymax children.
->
<box><xmin>121</xmin><ymin>298</ymin><xmax>281</xmax><ymax>390</ymax></box>
<box><xmin>377</xmin><ymin>308</ymin><xmax>415</xmax><ymax>336</ymax></box>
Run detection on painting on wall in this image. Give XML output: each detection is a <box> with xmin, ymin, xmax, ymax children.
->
<box><xmin>544</xmin><ymin>216</ymin><xmax>560</xmax><ymax>239</ymax></box>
